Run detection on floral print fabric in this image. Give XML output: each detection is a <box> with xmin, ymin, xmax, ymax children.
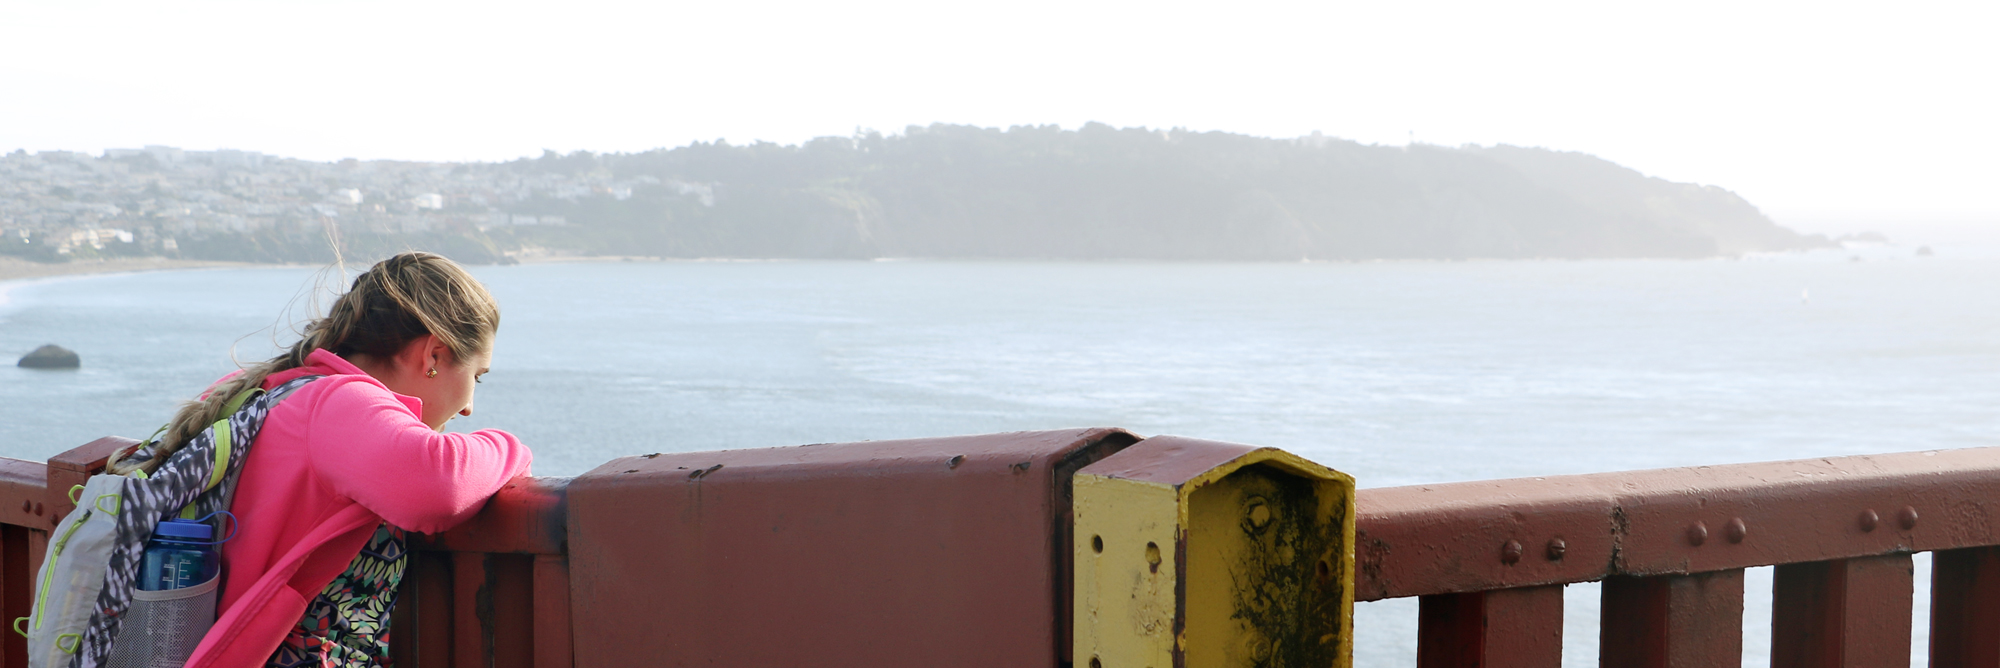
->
<box><xmin>266</xmin><ymin>523</ymin><xmax>407</xmax><ymax>668</ymax></box>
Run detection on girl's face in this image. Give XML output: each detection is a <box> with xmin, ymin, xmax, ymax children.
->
<box><xmin>421</xmin><ymin>347</ymin><xmax>492</xmax><ymax>431</ymax></box>
<box><xmin>366</xmin><ymin>335</ymin><xmax>492</xmax><ymax>431</ymax></box>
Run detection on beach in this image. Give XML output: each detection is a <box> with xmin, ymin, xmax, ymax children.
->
<box><xmin>0</xmin><ymin>256</ymin><xmax>266</xmax><ymax>283</ymax></box>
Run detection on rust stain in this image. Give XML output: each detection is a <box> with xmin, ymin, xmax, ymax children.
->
<box><xmin>1354</xmin><ymin>533</ymin><xmax>1390</xmax><ymax>601</ymax></box>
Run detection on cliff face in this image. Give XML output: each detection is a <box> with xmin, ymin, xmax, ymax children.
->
<box><xmin>503</xmin><ymin>124</ymin><xmax>1831</xmax><ymax>260</ymax></box>
<box><xmin>1464</xmin><ymin>145</ymin><xmax>1822</xmax><ymax>256</ymax></box>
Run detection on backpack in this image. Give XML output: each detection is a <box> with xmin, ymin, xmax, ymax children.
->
<box><xmin>15</xmin><ymin>375</ymin><xmax>319</xmax><ymax>668</ymax></box>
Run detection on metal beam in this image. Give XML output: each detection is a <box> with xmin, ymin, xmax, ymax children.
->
<box><xmin>1359</xmin><ymin>447</ymin><xmax>2000</xmax><ymax>600</ymax></box>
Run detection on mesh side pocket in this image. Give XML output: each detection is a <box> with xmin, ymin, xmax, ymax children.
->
<box><xmin>103</xmin><ymin>574</ymin><xmax>218</xmax><ymax>668</ymax></box>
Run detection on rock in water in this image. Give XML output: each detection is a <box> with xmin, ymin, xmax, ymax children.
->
<box><xmin>18</xmin><ymin>344</ymin><xmax>80</xmax><ymax>369</ymax></box>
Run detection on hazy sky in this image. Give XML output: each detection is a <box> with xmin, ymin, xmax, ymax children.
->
<box><xmin>3</xmin><ymin>0</ymin><xmax>1995</xmax><ymax>229</ymax></box>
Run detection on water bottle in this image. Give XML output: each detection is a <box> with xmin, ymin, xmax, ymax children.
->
<box><xmin>139</xmin><ymin>519</ymin><xmax>219</xmax><ymax>591</ymax></box>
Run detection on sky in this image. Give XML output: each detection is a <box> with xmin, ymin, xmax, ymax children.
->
<box><xmin>2</xmin><ymin>0</ymin><xmax>1996</xmax><ymax>233</ymax></box>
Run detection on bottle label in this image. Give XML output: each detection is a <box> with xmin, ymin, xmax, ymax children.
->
<box><xmin>140</xmin><ymin>548</ymin><xmax>210</xmax><ymax>591</ymax></box>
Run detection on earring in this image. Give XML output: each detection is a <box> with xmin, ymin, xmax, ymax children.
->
<box><xmin>426</xmin><ymin>368</ymin><xmax>438</xmax><ymax>378</ymax></box>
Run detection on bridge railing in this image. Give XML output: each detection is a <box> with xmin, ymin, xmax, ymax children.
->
<box><xmin>394</xmin><ymin>476</ymin><xmax>571</xmax><ymax>668</ymax></box>
<box><xmin>3</xmin><ymin>434</ymin><xmax>1997</xmax><ymax>667</ymax></box>
<box><xmin>1357</xmin><ymin>446</ymin><xmax>2000</xmax><ymax>667</ymax></box>
<box><xmin>0</xmin><ymin>437</ymin><xmax>575</xmax><ymax>668</ymax></box>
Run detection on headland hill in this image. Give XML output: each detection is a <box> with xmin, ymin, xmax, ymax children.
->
<box><xmin>1</xmin><ymin>124</ymin><xmax>1833</xmax><ymax>272</ymax></box>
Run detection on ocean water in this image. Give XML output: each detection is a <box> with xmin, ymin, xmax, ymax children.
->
<box><xmin>3</xmin><ymin>251</ymin><xmax>1995</xmax><ymax>665</ymax></box>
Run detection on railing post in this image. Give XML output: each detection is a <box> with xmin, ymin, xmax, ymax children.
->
<box><xmin>1600</xmin><ymin>570</ymin><xmax>1745</xmax><ymax>668</ymax></box>
<box><xmin>1771</xmin><ymin>555</ymin><xmax>1913</xmax><ymax>668</ymax></box>
<box><xmin>0</xmin><ymin>457</ymin><xmax>52</xmax><ymax>668</ymax></box>
<box><xmin>1417</xmin><ymin>585</ymin><xmax>1563</xmax><ymax>668</ymax></box>
<box><xmin>1931</xmin><ymin>546</ymin><xmax>2000</xmax><ymax>668</ymax></box>
<box><xmin>1</xmin><ymin>526</ymin><xmax>28</xmax><ymax>668</ymax></box>
<box><xmin>1075</xmin><ymin>437</ymin><xmax>1356</xmax><ymax>668</ymax></box>
<box><xmin>567</xmin><ymin>429</ymin><xmax>1138</xmax><ymax>668</ymax></box>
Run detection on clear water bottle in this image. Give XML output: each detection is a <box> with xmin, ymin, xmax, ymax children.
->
<box><xmin>139</xmin><ymin>519</ymin><xmax>219</xmax><ymax>591</ymax></box>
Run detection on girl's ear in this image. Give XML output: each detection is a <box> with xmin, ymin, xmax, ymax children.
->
<box><xmin>429</xmin><ymin>337</ymin><xmax>453</xmax><ymax>369</ymax></box>
<box><xmin>395</xmin><ymin>333</ymin><xmax>440</xmax><ymax>375</ymax></box>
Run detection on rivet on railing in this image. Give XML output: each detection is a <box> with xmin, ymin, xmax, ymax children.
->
<box><xmin>1859</xmin><ymin>509</ymin><xmax>1879</xmax><ymax>532</ymax></box>
<box><xmin>1898</xmin><ymin>506</ymin><xmax>1919</xmax><ymax>530</ymax></box>
<box><xmin>33</xmin><ymin>502</ymin><xmax>43</xmax><ymax>516</ymax></box>
<box><xmin>1545</xmin><ymin>537</ymin><xmax>1566</xmax><ymax>561</ymax></box>
<box><xmin>1250</xmin><ymin>637</ymin><xmax>1273</xmax><ymax>663</ymax></box>
<box><xmin>1245</xmin><ymin>500</ymin><xmax>1273</xmax><ymax>533</ymax></box>
<box><xmin>1687</xmin><ymin>521</ymin><xmax>1708</xmax><ymax>547</ymax></box>
<box><xmin>1501</xmin><ymin>540</ymin><xmax>1523</xmax><ymax>565</ymax></box>
<box><xmin>19</xmin><ymin>500</ymin><xmax>28</xmax><ymax>514</ymax></box>
<box><xmin>1726</xmin><ymin>517</ymin><xmax>1747</xmax><ymax>544</ymax></box>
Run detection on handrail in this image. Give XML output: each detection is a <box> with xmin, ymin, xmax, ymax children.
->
<box><xmin>2</xmin><ymin>435</ymin><xmax>1994</xmax><ymax>666</ymax></box>
<box><xmin>1356</xmin><ymin>446</ymin><xmax>2000</xmax><ymax>666</ymax></box>
<box><xmin>408</xmin><ymin>476</ymin><xmax>570</xmax><ymax>555</ymax></box>
<box><xmin>1356</xmin><ymin>445</ymin><xmax>2000</xmax><ymax>600</ymax></box>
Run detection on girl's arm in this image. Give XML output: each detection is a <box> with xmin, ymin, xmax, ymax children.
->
<box><xmin>306</xmin><ymin>378</ymin><xmax>535</xmax><ymax>534</ymax></box>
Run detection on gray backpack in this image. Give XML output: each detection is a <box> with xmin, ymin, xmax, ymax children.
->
<box><xmin>15</xmin><ymin>375</ymin><xmax>317</xmax><ymax>668</ymax></box>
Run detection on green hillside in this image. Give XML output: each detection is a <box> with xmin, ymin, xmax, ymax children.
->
<box><xmin>497</xmin><ymin>123</ymin><xmax>1826</xmax><ymax>260</ymax></box>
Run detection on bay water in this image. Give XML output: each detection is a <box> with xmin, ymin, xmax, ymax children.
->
<box><xmin>4</xmin><ymin>250</ymin><xmax>1995</xmax><ymax>665</ymax></box>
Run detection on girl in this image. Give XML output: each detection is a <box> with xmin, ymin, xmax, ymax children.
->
<box><xmin>110</xmin><ymin>251</ymin><xmax>534</xmax><ymax>667</ymax></box>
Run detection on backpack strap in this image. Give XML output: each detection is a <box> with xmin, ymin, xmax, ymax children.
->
<box><xmin>206</xmin><ymin>386</ymin><xmax>261</xmax><ymax>493</ymax></box>
<box><xmin>180</xmin><ymin>387</ymin><xmax>263</xmax><ymax>520</ymax></box>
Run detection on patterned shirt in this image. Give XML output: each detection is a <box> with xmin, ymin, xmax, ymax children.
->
<box><xmin>266</xmin><ymin>523</ymin><xmax>407</xmax><ymax>668</ymax></box>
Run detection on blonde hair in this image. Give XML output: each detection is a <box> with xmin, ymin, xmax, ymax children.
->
<box><xmin>110</xmin><ymin>252</ymin><xmax>500</xmax><ymax>475</ymax></box>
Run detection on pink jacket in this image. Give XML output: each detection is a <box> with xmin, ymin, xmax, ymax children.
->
<box><xmin>185</xmin><ymin>349</ymin><xmax>533</xmax><ymax>668</ymax></box>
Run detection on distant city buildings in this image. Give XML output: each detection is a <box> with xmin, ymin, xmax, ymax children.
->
<box><xmin>0</xmin><ymin>146</ymin><xmax>680</xmax><ymax>259</ymax></box>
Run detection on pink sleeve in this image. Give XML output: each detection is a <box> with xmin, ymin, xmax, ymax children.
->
<box><xmin>304</xmin><ymin>379</ymin><xmax>534</xmax><ymax>534</ymax></box>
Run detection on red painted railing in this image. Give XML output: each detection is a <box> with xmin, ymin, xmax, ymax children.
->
<box><xmin>0</xmin><ymin>437</ymin><xmax>573</xmax><ymax>668</ymax></box>
<box><xmin>1356</xmin><ymin>446</ymin><xmax>2000</xmax><ymax>667</ymax></box>
<box><xmin>2</xmin><ymin>435</ymin><xmax>1996</xmax><ymax>667</ymax></box>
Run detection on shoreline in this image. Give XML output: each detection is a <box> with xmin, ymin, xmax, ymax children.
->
<box><xmin>0</xmin><ymin>257</ymin><xmax>276</xmax><ymax>284</ymax></box>
<box><xmin>0</xmin><ymin>258</ymin><xmax>281</xmax><ymax>307</ymax></box>
<box><xmin>0</xmin><ymin>241</ymin><xmax>1964</xmax><ymax>290</ymax></box>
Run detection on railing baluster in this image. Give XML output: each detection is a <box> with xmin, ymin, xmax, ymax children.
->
<box><xmin>451</xmin><ymin>552</ymin><xmax>488</xmax><ymax>668</ymax></box>
<box><xmin>1771</xmin><ymin>555</ymin><xmax>1913</xmax><ymax>668</ymax></box>
<box><xmin>1600</xmin><ymin>570</ymin><xmax>1744</xmax><ymax>668</ymax></box>
<box><xmin>1418</xmin><ymin>585</ymin><xmax>1564</xmax><ymax>668</ymax></box>
<box><xmin>391</xmin><ymin>550</ymin><xmax>455</xmax><ymax>668</ymax></box>
<box><xmin>487</xmin><ymin>555</ymin><xmax>536</xmax><ymax>668</ymax></box>
<box><xmin>531</xmin><ymin>555</ymin><xmax>573</xmax><ymax>668</ymax></box>
<box><xmin>1930</xmin><ymin>547</ymin><xmax>2000</xmax><ymax>668</ymax></box>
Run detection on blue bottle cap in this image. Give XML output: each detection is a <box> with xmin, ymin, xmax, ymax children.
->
<box><xmin>154</xmin><ymin>518</ymin><xmax>213</xmax><ymax>541</ymax></box>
